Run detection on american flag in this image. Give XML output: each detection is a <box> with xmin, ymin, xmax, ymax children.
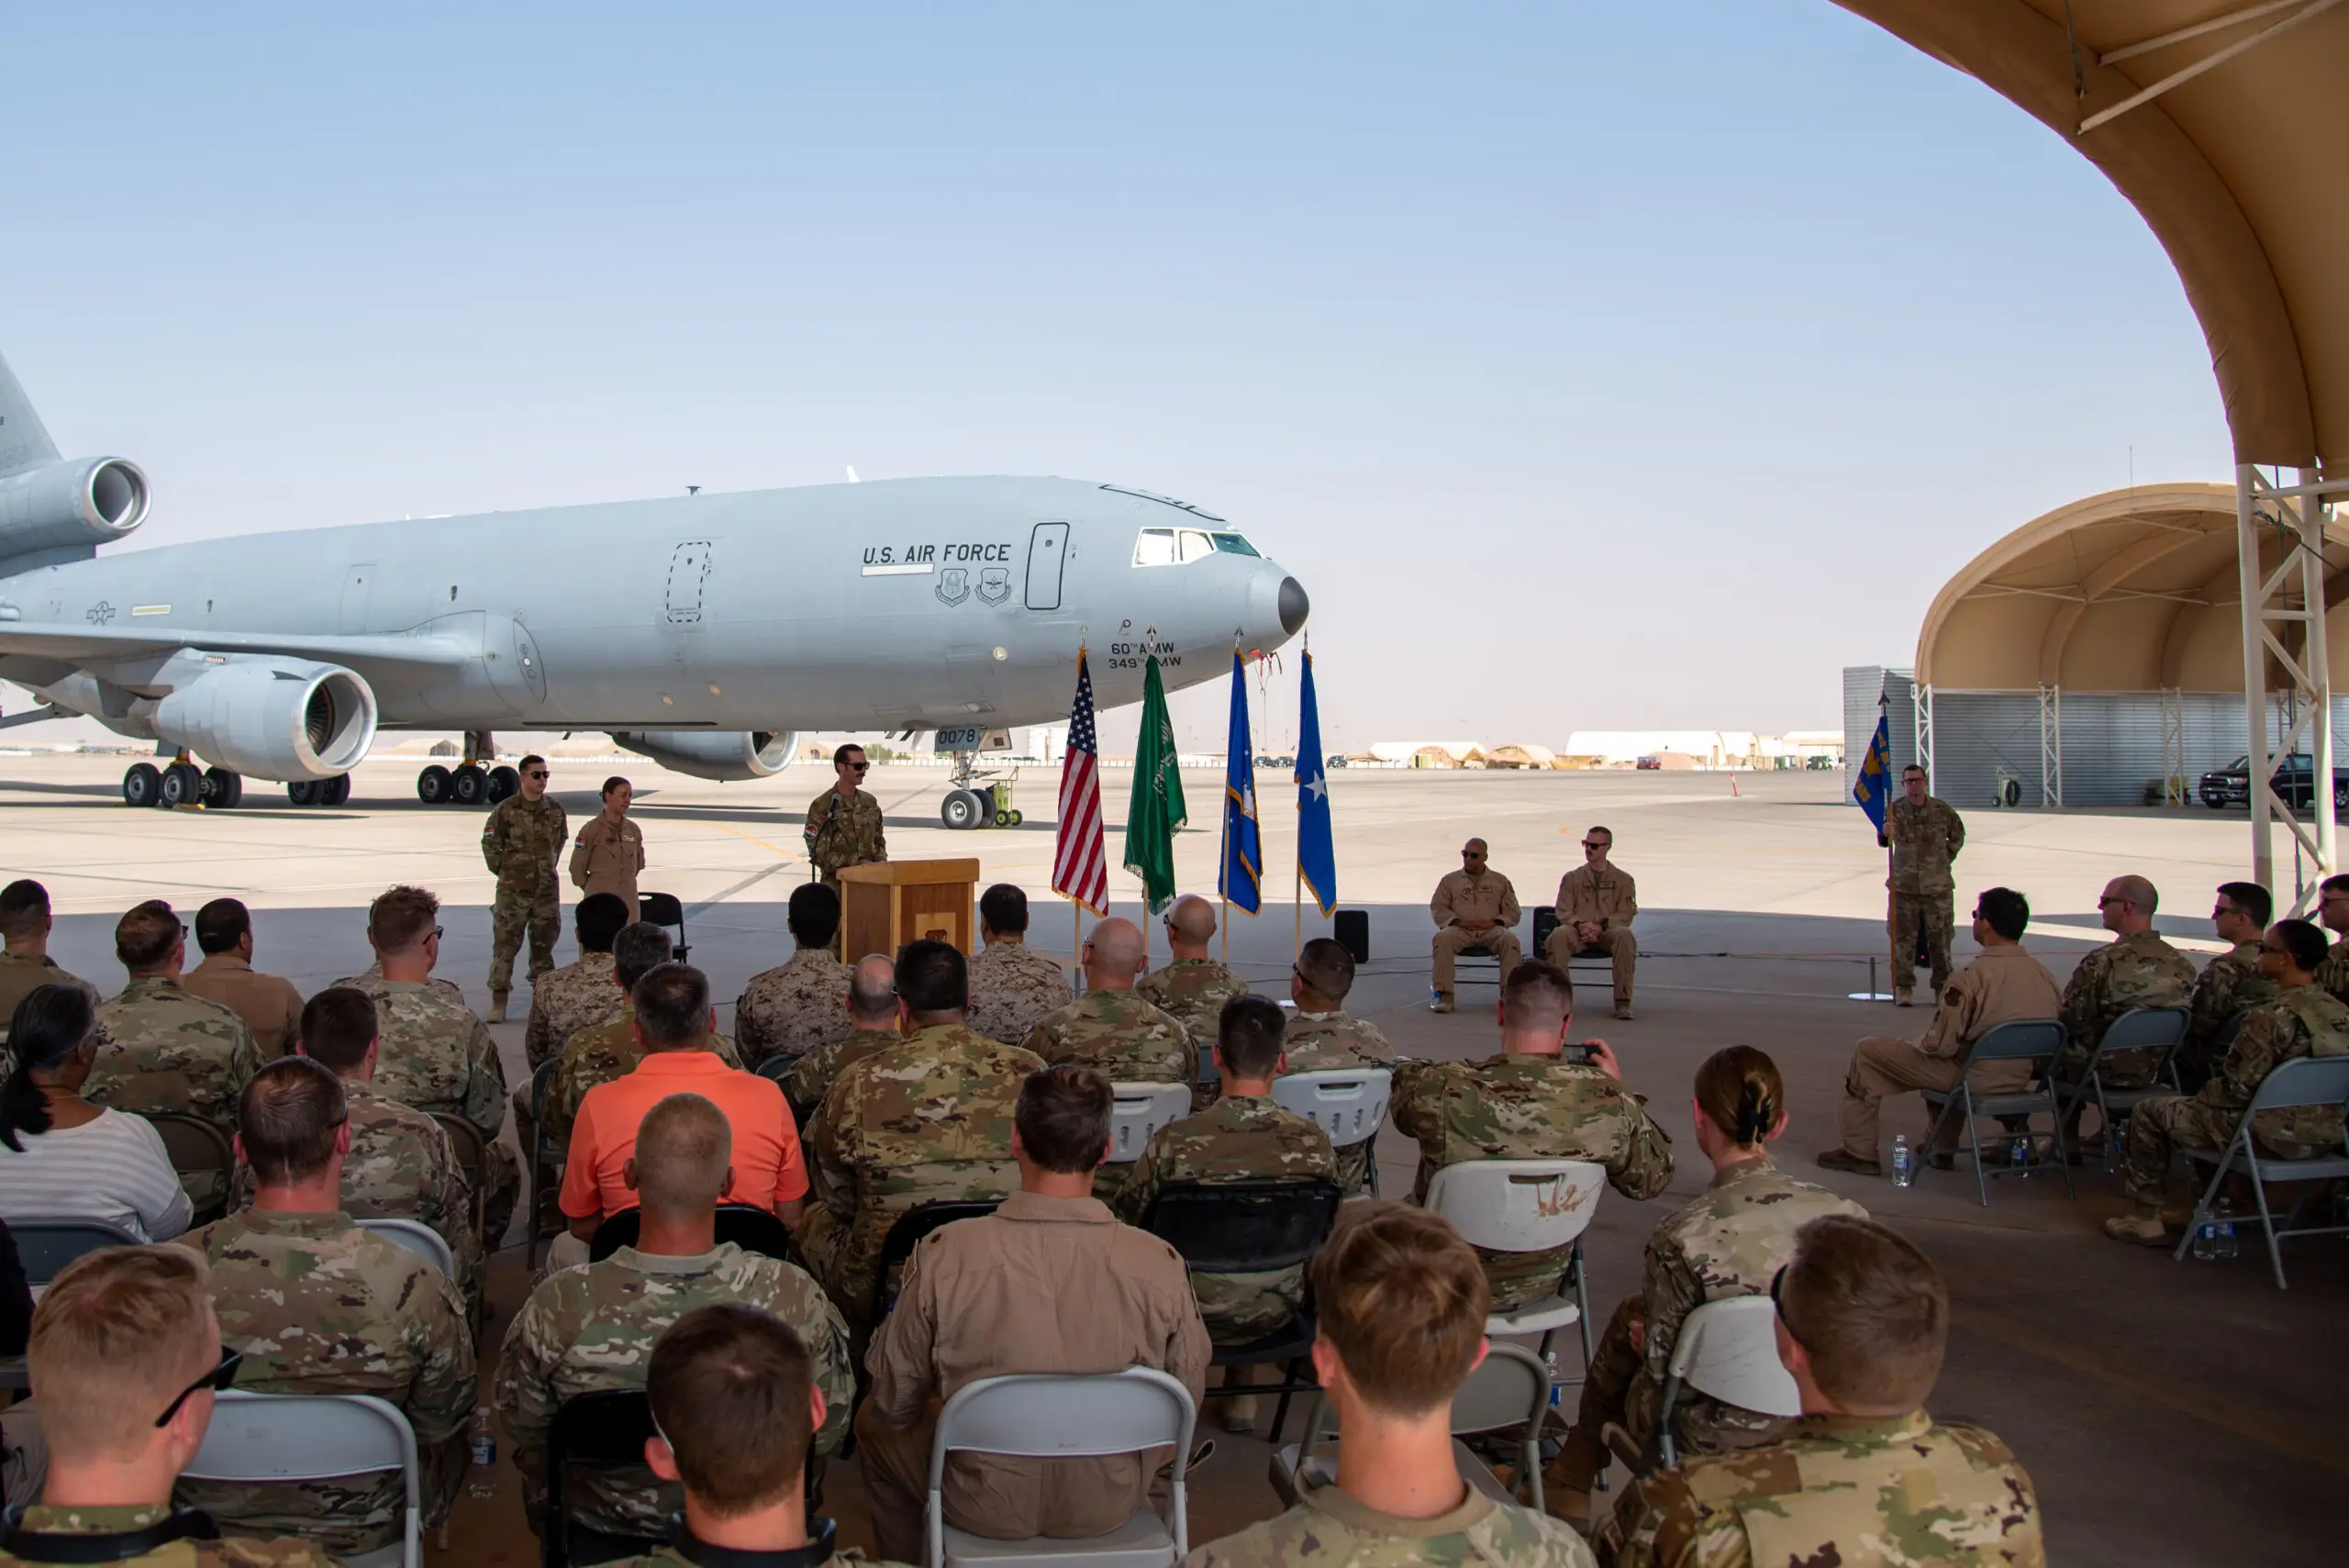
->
<box><xmin>1052</xmin><ymin>648</ymin><xmax>1109</xmax><ymax>914</ymax></box>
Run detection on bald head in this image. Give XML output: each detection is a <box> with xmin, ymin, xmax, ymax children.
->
<box><xmin>1167</xmin><ymin>895</ymin><xmax>1217</xmax><ymax>953</ymax></box>
<box><xmin>629</xmin><ymin>1093</ymin><xmax>732</xmax><ymax>1222</ymax></box>
<box><xmin>2102</xmin><ymin>874</ymin><xmax>2160</xmax><ymax>934</ymax></box>
<box><xmin>849</xmin><ymin>955</ymin><xmax>898</xmax><ymax>1025</ymax></box>
<box><xmin>1085</xmin><ymin>918</ymin><xmax>1146</xmax><ymax>988</ymax></box>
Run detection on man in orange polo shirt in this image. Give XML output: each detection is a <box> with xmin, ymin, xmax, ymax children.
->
<box><xmin>554</xmin><ymin>962</ymin><xmax>807</xmax><ymax>1269</ymax></box>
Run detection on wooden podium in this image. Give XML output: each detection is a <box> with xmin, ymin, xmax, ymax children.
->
<box><xmin>836</xmin><ymin>859</ymin><xmax>981</xmax><ymax>962</ymax></box>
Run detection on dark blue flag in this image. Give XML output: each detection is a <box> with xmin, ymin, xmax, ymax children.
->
<box><xmin>1295</xmin><ymin>651</ymin><xmax>1337</xmax><ymax>915</ymax></box>
<box><xmin>1219</xmin><ymin>651</ymin><xmax>1264</xmax><ymax>913</ymax></box>
<box><xmin>1853</xmin><ymin>711</ymin><xmax>1892</xmax><ymax>833</ymax></box>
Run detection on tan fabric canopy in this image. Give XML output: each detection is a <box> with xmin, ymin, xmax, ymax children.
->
<box><xmin>1916</xmin><ymin>481</ymin><xmax>2349</xmax><ymax>691</ymax></box>
<box><xmin>1839</xmin><ymin>2</ymin><xmax>2348</xmax><ymax>470</ymax></box>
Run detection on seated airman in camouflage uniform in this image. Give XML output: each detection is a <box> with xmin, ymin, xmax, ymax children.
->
<box><xmin>86</xmin><ymin>902</ymin><xmax>262</xmax><ymax>1162</ymax></box>
<box><xmin>226</xmin><ymin>988</ymin><xmax>484</xmax><ymax>1316</ymax></box>
<box><xmin>1393</xmin><ymin>962</ymin><xmax>1673</xmax><ymax>1312</ymax></box>
<box><xmin>1600</xmin><ymin>1216</ymin><xmax>2044</xmax><ymax>1568</ymax></box>
<box><xmin>5</xmin><ymin>1246</ymin><xmax>335</xmax><ymax>1568</ymax></box>
<box><xmin>783</xmin><ymin>955</ymin><xmax>905</xmax><ymax>1128</ymax></box>
<box><xmin>1137</xmin><ymin>895</ymin><xmax>1250</xmax><ymax>1106</ymax></box>
<box><xmin>2177</xmin><ymin>881</ymin><xmax>2279</xmax><ymax>1091</ymax></box>
<box><xmin>522</xmin><ymin>893</ymin><xmax>633</xmax><ymax>1071</ymax></box>
<box><xmin>2106</xmin><ymin>917</ymin><xmax>2349</xmax><ymax>1245</ymax></box>
<box><xmin>735</xmin><ymin>884</ymin><xmax>853</xmax><ymax>1070</ymax></box>
<box><xmin>596</xmin><ymin>1304</ymin><xmax>913</xmax><ymax>1568</ymax></box>
<box><xmin>1548</xmin><ymin>1048</ymin><xmax>1865</xmax><ymax>1528</ymax></box>
<box><xmin>340</xmin><ymin>885</ymin><xmax>520</xmax><ymax>1244</ymax></box>
<box><xmin>497</xmin><ymin>1094</ymin><xmax>852</xmax><ymax>1541</ymax></box>
<box><xmin>176</xmin><ymin>1060</ymin><xmax>474</xmax><ymax>1558</ymax></box>
<box><xmin>964</xmin><ymin>884</ymin><xmax>1075</xmax><ymax>1047</ymax></box>
<box><xmin>2315</xmin><ymin>872</ymin><xmax>2349</xmax><ymax>1005</ymax></box>
<box><xmin>1022</xmin><ymin>917</ymin><xmax>1193</xmax><ymax>1087</ymax></box>
<box><xmin>796</xmin><ymin>940</ymin><xmax>1041</xmax><ymax>1337</ymax></box>
<box><xmin>2059</xmin><ymin>874</ymin><xmax>2196</xmax><ymax>1089</ymax></box>
<box><xmin>1185</xmin><ymin>1202</ymin><xmax>1596</xmax><ymax>1568</ymax></box>
<box><xmin>0</xmin><ymin>877</ymin><xmax>102</xmax><ymax>1028</ymax></box>
<box><xmin>543</xmin><ymin>922</ymin><xmax>743</xmax><ymax>1147</ymax></box>
<box><xmin>1282</xmin><ymin>937</ymin><xmax>1397</xmax><ymax>1195</ymax></box>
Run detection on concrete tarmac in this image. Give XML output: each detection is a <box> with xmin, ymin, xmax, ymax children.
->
<box><xmin>4</xmin><ymin>755</ymin><xmax>2342</xmax><ymax>1564</ymax></box>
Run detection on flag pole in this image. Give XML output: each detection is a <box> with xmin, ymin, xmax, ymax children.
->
<box><xmin>1221</xmin><ymin>896</ymin><xmax>1230</xmax><ymax>966</ymax></box>
<box><xmin>1293</xmin><ymin>862</ymin><xmax>1302</xmax><ymax>962</ymax></box>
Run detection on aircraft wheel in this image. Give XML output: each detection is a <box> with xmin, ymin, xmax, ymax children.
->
<box><xmin>993</xmin><ymin>809</ymin><xmax>1012</xmax><ymax>828</ymax></box>
<box><xmin>287</xmin><ymin>780</ymin><xmax>322</xmax><ymax>806</ymax></box>
<box><xmin>418</xmin><ymin>765</ymin><xmax>452</xmax><ymax>805</ymax></box>
<box><xmin>123</xmin><ymin>763</ymin><xmax>162</xmax><ymax>808</ymax></box>
<box><xmin>486</xmin><ymin>765</ymin><xmax>520</xmax><ymax>805</ymax></box>
<box><xmin>1007</xmin><ymin>808</ymin><xmax>1024</xmax><ymax>827</ymax></box>
<box><xmin>451</xmin><ymin>764</ymin><xmax>488</xmax><ymax>806</ymax></box>
<box><xmin>941</xmin><ymin>789</ymin><xmax>983</xmax><ymax>830</ymax></box>
<box><xmin>319</xmin><ymin>773</ymin><xmax>351</xmax><ymax>806</ymax></box>
<box><xmin>202</xmin><ymin>767</ymin><xmax>243</xmax><ymax>808</ymax></box>
<box><xmin>157</xmin><ymin>762</ymin><xmax>201</xmax><ymax>809</ymax></box>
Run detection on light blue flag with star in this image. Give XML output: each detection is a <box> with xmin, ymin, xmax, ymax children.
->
<box><xmin>1295</xmin><ymin>650</ymin><xmax>1337</xmax><ymax>915</ymax></box>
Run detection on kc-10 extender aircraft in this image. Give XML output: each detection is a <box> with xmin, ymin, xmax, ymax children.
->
<box><xmin>0</xmin><ymin>350</ymin><xmax>1308</xmax><ymax>823</ymax></box>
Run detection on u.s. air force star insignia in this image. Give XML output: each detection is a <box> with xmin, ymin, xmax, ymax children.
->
<box><xmin>86</xmin><ymin>601</ymin><xmax>115</xmax><ymax>625</ymax></box>
<box><xmin>976</xmin><ymin>566</ymin><xmax>1010</xmax><ymax>605</ymax></box>
<box><xmin>935</xmin><ymin>568</ymin><xmax>970</xmax><ymax>606</ymax></box>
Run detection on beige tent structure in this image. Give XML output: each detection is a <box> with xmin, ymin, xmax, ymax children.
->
<box><xmin>1484</xmin><ymin>743</ymin><xmax>1558</xmax><ymax>770</ymax></box>
<box><xmin>1897</xmin><ymin>482</ymin><xmax>2349</xmax><ymax>810</ymax></box>
<box><xmin>1836</xmin><ymin>1</ymin><xmax>2349</xmax><ymax>898</ymax></box>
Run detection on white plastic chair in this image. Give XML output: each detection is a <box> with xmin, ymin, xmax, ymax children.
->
<box><xmin>1652</xmin><ymin>1295</ymin><xmax>1799</xmax><ymax>1467</ymax></box>
<box><xmin>925</xmin><ymin>1367</ymin><xmax>1196</xmax><ymax>1568</ymax></box>
<box><xmin>1425</xmin><ymin>1159</ymin><xmax>1607</xmax><ymax>1341</ymax></box>
<box><xmin>183</xmin><ymin>1390</ymin><xmax>421</xmax><ymax>1568</ymax></box>
<box><xmin>1106</xmin><ymin>1084</ymin><xmax>1193</xmax><ymax>1165</ymax></box>
<box><xmin>357</xmin><ymin>1218</ymin><xmax>455</xmax><ymax>1280</ymax></box>
<box><xmin>1271</xmin><ymin>1069</ymin><xmax>1392</xmax><ymax>1164</ymax></box>
<box><xmin>1271</xmin><ymin>1342</ymin><xmax>1551</xmax><ymax>1511</ymax></box>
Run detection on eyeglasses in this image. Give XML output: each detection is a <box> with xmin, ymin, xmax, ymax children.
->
<box><xmin>1462</xmin><ymin>850</ymin><xmax>1484</xmax><ymax>860</ymax></box>
<box><xmin>524</xmin><ymin>771</ymin><xmax>549</xmax><ymax>780</ymax></box>
<box><xmin>1768</xmin><ymin>1267</ymin><xmax>1803</xmax><ymax>1348</ymax></box>
<box><xmin>2097</xmin><ymin>895</ymin><xmax>2124</xmax><ymax>906</ymax></box>
<box><xmin>156</xmin><ymin>1347</ymin><xmax>242</xmax><ymax>1428</ymax></box>
<box><xmin>430</xmin><ymin>926</ymin><xmax>445</xmax><ymax>941</ymax></box>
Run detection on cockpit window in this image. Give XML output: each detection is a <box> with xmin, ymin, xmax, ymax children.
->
<box><xmin>1178</xmin><ymin>529</ymin><xmax>1214</xmax><ymax>562</ymax></box>
<box><xmin>1136</xmin><ymin>525</ymin><xmax>1258</xmax><ymax>566</ymax></box>
<box><xmin>1210</xmin><ymin>532</ymin><xmax>1258</xmax><ymax>557</ymax></box>
<box><xmin>1133</xmin><ymin>528</ymin><xmax>1179</xmax><ymax>567</ymax></box>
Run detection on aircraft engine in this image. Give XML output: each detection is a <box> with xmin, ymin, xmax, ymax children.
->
<box><xmin>150</xmin><ymin>658</ymin><xmax>379</xmax><ymax>782</ymax></box>
<box><xmin>609</xmin><ymin>729</ymin><xmax>800</xmax><ymax>782</ymax></box>
<box><xmin>0</xmin><ymin>456</ymin><xmax>150</xmax><ymax>558</ymax></box>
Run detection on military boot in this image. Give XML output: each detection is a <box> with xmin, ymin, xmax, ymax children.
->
<box><xmin>489</xmin><ymin>989</ymin><xmax>509</xmax><ymax>1024</ymax></box>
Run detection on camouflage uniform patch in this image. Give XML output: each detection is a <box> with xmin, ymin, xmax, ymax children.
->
<box><xmin>735</xmin><ymin>946</ymin><xmax>853</xmax><ymax>1068</ymax></box>
<box><xmin>1601</xmin><ymin>1409</ymin><xmax>2044</xmax><ymax>1567</ymax></box>
<box><xmin>783</xmin><ymin>1025</ymin><xmax>905</xmax><ymax>1129</ymax></box>
<box><xmin>86</xmin><ymin>978</ymin><xmax>262</xmax><ymax>1196</ymax></box>
<box><xmin>2059</xmin><ymin>929</ymin><xmax>2196</xmax><ymax>1086</ymax></box>
<box><xmin>338</xmin><ymin>974</ymin><xmax>518</xmax><ymax>1244</ymax></box>
<box><xmin>2123</xmin><ymin>984</ymin><xmax>2349</xmax><ymax>1202</ymax></box>
<box><xmin>542</xmin><ymin>1018</ymin><xmax>743</xmax><ymax>1144</ymax></box>
<box><xmin>795</xmin><ymin>1024</ymin><xmax>1042</xmax><ymax>1331</ymax></box>
<box><xmin>524</xmin><ymin>951</ymin><xmax>624</xmax><ymax>1070</ymax></box>
<box><xmin>963</xmin><ymin>940</ymin><xmax>1073</xmax><ymax>1049</ymax></box>
<box><xmin>0</xmin><ymin>1504</ymin><xmax>335</xmax><ymax>1565</ymax></box>
<box><xmin>495</xmin><ymin>1242</ymin><xmax>854</xmax><ymax>1537</ymax></box>
<box><xmin>483</xmin><ymin>792</ymin><xmax>569</xmax><ymax>992</ymax></box>
<box><xmin>1186</xmin><ymin>1482</ymin><xmax>1595</xmax><ymax>1567</ymax></box>
<box><xmin>1109</xmin><ymin>1095</ymin><xmax>1335</xmax><ymax>1342</ymax></box>
<box><xmin>804</xmin><ymin>786</ymin><xmax>886</xmax><ymax>887</ymax></box>
<box><xmin>1022</xmin><ymin>988</ymin><xmax>1194</xmax><ymax>1088</ymax></box>
<box><xmin>174</xmin><ymin>1209</ymin><xmax>475</xmax><ymax>1555</ymax></box>
<box><xmin>1392</xmin><ymin>1053</ymin><xmax>1674</xmax><ymax>1309</ymax></box>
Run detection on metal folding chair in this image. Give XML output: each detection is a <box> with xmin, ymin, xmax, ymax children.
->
<box><xmin>637</xmin><ymin>892</ymin><xmax>690</xmax><ymax>961</ymax></box>
<box><xmin>544</xmin><ymin>1388</ymin><xmax>662</xmax><ymax>1568</ymax></box>
<box><xmin>12</xmin><ymin>1217</ymin><xmax>139</xmax><ymax>1292</ymax></box>
<box><xmin>871</xmin><ymin>1200</ymin><xmax>1002</xmax><ymax>1327</ymax></box>
<box><xmin>2054</xmin><ymin>1006</ymin><xmax>2190</xmax><ymax>1168</ymax></box>
<box><xmin>356</xmin><ymin>1218</ymin><xmax>455</xmax><ymax>1279</ymax></box>
<box><xmin>429</xmin><ymin>1111</ymin><xmax>488</xmax><ymax>1238</ymax></box>
<box><xmin>1271</xmin><ymin>1342</ymin><xmax>1551</xmax><ymax>1512</ymax></box>
<box><xmin>589</xmin><ymin>1203</ymin><xmax>794</xmax><ymax>1264</ymax></box>
<box><xmin>2171</xmin><ymin>1055</ymin><xmax>2349</xmax><ymax>1289</ymax></box>
<box><xmin>1425</xmin><ymin>1159</ymin><xmax>1605</xmax><ymax>1366</ymax></box>
<box><xmin>529</xmin><ymin>1058</ymin><xmax>560</xmax><ymax>1264</ymax></box>
<box><xmin>141</xmin><ymin>1110</ymin><xmax>234</xmax><ymax>1225</ymax></box>
<box><xmin>1920</xmin><ymin>1018</ymin><xmax>2074</xmax><ymax>1205</ymax></box>
<box><xmin>1270</xmin><ymin>1069</ymin><xmax>1392</xmax><ymax>1196</ymax></box>
<box><xmin>925</xmin><ymin>1368</ymin><xmax>1196</xmax><ymax>1568</ymax></box>
<box><xmin>184</xmin><ymin>1391</ymin><xmax>421</xmax><ymax>1568</ymax></box>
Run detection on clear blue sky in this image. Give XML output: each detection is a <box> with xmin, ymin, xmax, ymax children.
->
<box><xmin>0</xmin><ymin>2</ymin><xmax>2231</xmax><ymax>751</ymax></box>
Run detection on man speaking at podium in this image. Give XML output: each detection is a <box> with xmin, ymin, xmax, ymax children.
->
<box><xmin>806</xmin><ymin>742</ymin><xmax>888</xmax><ymax>888</ymax></box>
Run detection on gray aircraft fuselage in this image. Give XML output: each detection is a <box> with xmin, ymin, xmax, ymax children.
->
<box><xmin>0</xmin><ymin>475</ymin><xmax>1308</xmax><ymax>736</ymax></box>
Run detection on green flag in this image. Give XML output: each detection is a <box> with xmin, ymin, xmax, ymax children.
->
<box><xmin>1124</xmin><ymin>653</ymin><xmax>1187</xmax><ymax>916</ymax></box>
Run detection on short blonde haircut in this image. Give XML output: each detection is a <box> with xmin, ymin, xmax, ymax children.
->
<box><xmin>634</xmin><ymin>1092</ymin><xmax>732</xmax><ymax>1219</ymax></box>
<box><xmin>368</xmin><ymin>884</ymin><xmax>440</xmax><ymax>952</ymax></box>
<box><xmin>1309</xmin><ymin>1202</ymin><xmax>1488</xmax><ymax>1416</ymax></box>
<box><xmin>29</xmin><ymin>1246</ymin><xmax>217</xmax><ymax>1461</ymax></box>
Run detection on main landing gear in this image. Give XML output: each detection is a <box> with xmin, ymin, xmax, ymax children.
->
<box><xmin>417</xmin><ymin>731</ymin><xmax>518</xmax><ymax>807</ymax></box>
<box><xmin>120</xmin><ymin>753</ymin><xmax>261</xmax><ymax>809</ymax></box>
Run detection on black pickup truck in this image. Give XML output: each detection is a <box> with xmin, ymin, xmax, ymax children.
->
<box><xmin>2198</xmin><ymin>753</ymin><xmax>2349</xmax><ymax>811</ymax></box>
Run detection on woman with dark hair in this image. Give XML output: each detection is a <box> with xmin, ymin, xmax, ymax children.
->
<box><xmin>0</xmin><ymin>984</ymin><xmax>192</xmax><ymax>1241</ymax></box>
<box><xmin>1544</xmin><ymin>1045</ymin><xmax>1869</xmax><ymax>1528</ymax></box>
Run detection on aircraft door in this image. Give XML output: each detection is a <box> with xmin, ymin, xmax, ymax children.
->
<box><xmin>1025</xmin><ymin>522</ymin><xmax>1068</xmax><ymax>610</ymax></box>
<box><xmin>337</xmin><ymin>563</ymin><xmax>375</xmax><ymax>633</ymax></box>
<box><xmin>666</xmin><ymin>541</ymin><xmax>712</xmax><ymax>625</ymax></box>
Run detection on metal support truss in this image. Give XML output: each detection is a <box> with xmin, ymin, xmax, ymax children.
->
<box><xmin>2237</xmin><ymin>464</ymin><xmax>2346</xmax><ymax>913</ymax></box>
<box><xmin>2161</xmin><ymin>687</ymin><xmax>2187</xmax><ymax>806</ymax></box>
<box><xmin>1912</xmin><ymin>684</ymin><xmax>1934</xmax><ymax>794</ymax></box>
<box><xmin>2079</xmin><ymin>0</ymin><xmax>2343</xmax><ymax>134</ymax></box>
<box><xmin>2038</xmin><ymin>684</ymin><xmax>2063</xmax><ymax>807</ymax></box>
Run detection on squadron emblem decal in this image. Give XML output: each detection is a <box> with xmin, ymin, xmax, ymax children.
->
<box><xmin>935</xmin><ymin>568</ymin><xmax>971</xmax><ymax>606</ymax></box>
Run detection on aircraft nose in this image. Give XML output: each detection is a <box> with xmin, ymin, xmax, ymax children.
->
<box><xmin>1278</xmin><ymin>576</ymin><xmax>1310</xmax><ymax>635</ymax></box>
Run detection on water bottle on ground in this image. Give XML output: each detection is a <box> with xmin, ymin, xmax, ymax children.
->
<box><xmin>1542</xmin><ymin>1350</ymin><xmax>1564</xmax><ymax>1409</ymax></box>
<box><xmin>2009</xmin><ymin>1132</ymin><xmax>2030</xmax><ymax>1171</ymax></box>
<box><xmin>1890</xmin><ymin>1134</ymin><xmax>1914</xmax><ymax>1189</ymax></box>
<box><xmin>2213</xmin><ymin>1197</ymin><xmax>2238</xmax><ymax>1260</ymax></box>
<box><xmin>469</xmin><ymin>1407</ymin><xmax>496</xmax><ymax>1498</ymax></box>
<box><xmin>2191</xmin><ymin>1212</ymin><xmax>2216</xmax><ymax>1260</ymax></box>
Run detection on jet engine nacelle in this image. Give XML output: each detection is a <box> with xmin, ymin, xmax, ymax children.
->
<box><xmin>609</xmin><ymin>729</ymin><xmax>799</xmax><ymax>782</ymax></box>
<box><xmin>0</xmin><ymin>457</ymin><xmax>150</xmax><ymax>559</ymax></box>
<box><xmin>151</xmin><ymin>658</ymin><xmax>379</xmax><ymax>782</ymax></box>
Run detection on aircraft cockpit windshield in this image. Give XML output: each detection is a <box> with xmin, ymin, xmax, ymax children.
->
<box><xmin>1133</xmin><ymin>527</ymin><xmax>1259</xmax><ymax>566</ymax></box>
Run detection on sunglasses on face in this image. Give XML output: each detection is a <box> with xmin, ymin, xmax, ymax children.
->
<box><xmin>1462</xmin><ymin>851</ymin><xmax>1484</xmax><ymax>860</ymax></box>
<box><xmin>156</xmin><ymin>1348</ymin><xmax>242</xmax><ymax>1428</ymax></box>
<box><xmin>1582</xmin><ymin>840</ymin><xmax>1608</xmax><ymax>851</ymax></box>
<box><xmin>846</xmin><ymin>761</ymin><xmax>870</xmax><ymax>773</ymax></box>
<box><xmin>525</xmin><ymin>771</ymin><xmax>549</xmax><ymax>780</ymax></box>
<box><xmin>1768</xmin><ymin>1267</ymin><xmax>1803</xmax><ymax>1348</ymax></box>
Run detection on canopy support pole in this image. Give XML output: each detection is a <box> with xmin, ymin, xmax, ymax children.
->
<box><xmin>2237</xmin><ymin>463</ymin><xmax>2346</xmax><ymax>914</ymax></box>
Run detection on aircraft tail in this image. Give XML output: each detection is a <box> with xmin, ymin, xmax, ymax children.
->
<box><xmin>0</xmin><ymin>350</ymin><xmax>61</xmax><ymax>480</ymax></box>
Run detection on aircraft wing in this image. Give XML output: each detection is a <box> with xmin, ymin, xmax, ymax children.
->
<box><xmin>0</xmin><ymin>621</ymin><xmax>473</xmax><ymax>667</ymax></box>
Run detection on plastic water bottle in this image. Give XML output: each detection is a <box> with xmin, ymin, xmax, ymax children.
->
<box><xmin>1889</xmin><ymin>1135</ymin><xmax>1914</xmax><ymax>1189</ymax></box>
<box><xmin>468</xmin><ymin>1407</ymin><xmax>496</xmax><ymax>1498</ymax></box>
<box><xmin>2213</xmin><ymin>1198</ymin><xmax>2238</xmax><ymax>1260</ymax></box>
<box><xmin>1542</xmin><ymin>1350</ymin><xmax>1564</xmax><ymax>1409</ymax></box>
<box><xmin>2191</xmin><ymin>1214</ymin><xmax>2216</xmax><ymax>1261</ymax></box>
<box><xmin>2009</xmin><ymin>1133</ymin><xmax>2030</xmax><ymax>1172</ymax></box>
